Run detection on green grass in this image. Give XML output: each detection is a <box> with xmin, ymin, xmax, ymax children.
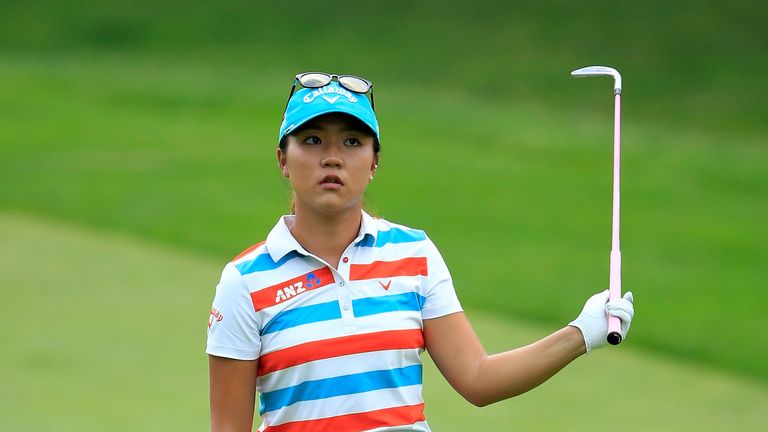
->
<box><xmin>2</xmin><ymin>1</ymin><xmax>766</xmax><ymax>133</ymax></box>
<box><xmin>1</xmin><ymin>212</ymin><xmax>766</xmax><ymax>431</ymax></box>
<box><xmin>1</xmin><ymin>1</ymin><xmax>767</xmax><ymax>417</ymax></box>
<box><xmin>1</xmin><ymin>53</ymin><xmax>766</xmax><ymax>381</ymax></box>
<box><xmin>0</xmin><ymin>213</ymin><xmax>214</xmax><ymax>430</ymax></box>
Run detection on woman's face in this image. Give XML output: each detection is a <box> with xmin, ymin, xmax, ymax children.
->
<box><xmin>278</xmin><ymin>113</ymin><xmax>378</xmax><ymax>216</ymax></box>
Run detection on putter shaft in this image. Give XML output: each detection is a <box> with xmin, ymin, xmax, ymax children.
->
<box><xmin>571</xmin><ymin>66</ymin><xmax>623</xmax><ymax>345</ymax></box>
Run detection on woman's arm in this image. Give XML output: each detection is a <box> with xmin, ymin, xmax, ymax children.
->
<box><xmin>423</xmin><ymin>312</ymin><xmax>585</xmax><ymax>407</ymax></box>
<box><xmin>209</xmin><ymin>355</ymin><xmax>259</xmax><ymax>432</ymax></box>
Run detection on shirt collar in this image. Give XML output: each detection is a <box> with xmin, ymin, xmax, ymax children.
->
<box><xmin>265</xmin><ymin>210</ymin><xmax>379</xmax><ymax>263</ymax></box>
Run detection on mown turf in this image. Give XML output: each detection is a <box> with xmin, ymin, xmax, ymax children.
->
<box><xmin>1</xmin><ymin>54</ymin><xmax>766</xmax><ymax>381</ymax></box>
<box><xmin>0</xmin><ymin>212</ymin><xmax>214</xmax><ymax>430</ymax></box>
<box><xmin>2</xmin><ymin>1</ymin><xmax>766</xmax><ymax>134</ymax></box>
<box><xmin>1</xmin><ymin>213</ymin><xmax>766</xmax><ymax>431</ymax></box>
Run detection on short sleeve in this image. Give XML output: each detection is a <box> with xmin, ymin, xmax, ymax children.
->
<box><xmin>206</xmin><ymin>262</ymin><xmax>262</xmax><ymax>360</ymax></box>
<box><xmin>420</xmin><ymin>236</ymin><xmax>463</xmax><ymax>320</ymax></box>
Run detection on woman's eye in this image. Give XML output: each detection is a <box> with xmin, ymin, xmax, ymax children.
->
<box><xmin>344</xmin><ymin>138</ymin><xmax>361</xmax><ymax>146</ymax></box>
<box><xmin>303</xmin><ymin>136</ymin><xmax>321</xmax><ymax>145</ymax></box>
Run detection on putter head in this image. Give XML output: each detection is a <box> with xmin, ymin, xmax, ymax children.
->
<box><xmin>571</xmin><ymin>66</ymin><xmax>622</xmax><ymax>94</ymax></box>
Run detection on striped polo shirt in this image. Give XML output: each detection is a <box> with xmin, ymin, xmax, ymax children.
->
<box><xmin>206</xmin><ymin>211</ymin><xmax>463</xmax><ymax>431</ymax></box>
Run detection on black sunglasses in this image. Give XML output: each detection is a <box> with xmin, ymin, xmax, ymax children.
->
<box><xmin>286</xmin><ymin>72</ymin><xmax>375</xmax><ymax>111</ymax></box>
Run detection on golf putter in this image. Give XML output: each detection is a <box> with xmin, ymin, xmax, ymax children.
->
<box><xmin>571</xmin><ymin>66</ymin><xmax>624</xmax><ymax>345</ymax></box>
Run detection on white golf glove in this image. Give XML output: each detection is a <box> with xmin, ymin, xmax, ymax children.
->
<box><xmin>569</xmin><ymin>290</ymin><xmax>634</xmax><ymax>353</ymax></box>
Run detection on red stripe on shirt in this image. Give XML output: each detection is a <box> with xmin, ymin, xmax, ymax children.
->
<box><xmin>231</xmin><ymin>240</ymin><xmax>266</xmax><ymax>262</ymax></box>
<box><xmin>263</xmin><ymin>403</ymin><xmax>426</xmax><ymax>432</ymax></box>
<box><xmin>349</xmin><ymin>257</ymin><xmax>428</xmax><ymax>281</ymax></box>
<box><xmin>258</xmin><ymin>329</ymin><xmax>424</xmax><ymax>376</ymax></box>
<box><xmin>250</xmin><ymin>267</ymin><xmax>334</xmax><ymax>312</ymax></box>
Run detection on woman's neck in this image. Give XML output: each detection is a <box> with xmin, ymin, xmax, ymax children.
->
<box><xmin>289</xmin><ymin>205</ymin><xmax>363</xmax><ymax>269</ymax></box>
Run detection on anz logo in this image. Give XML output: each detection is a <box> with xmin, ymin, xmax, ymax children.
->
<box><xmin>274</xmin><ymin>272</ymin><xmax>321</xmax><ymax>304</ymax></box>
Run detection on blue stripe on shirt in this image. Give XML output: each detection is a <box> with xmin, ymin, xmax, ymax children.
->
<box><xmin>262</xmin><ymin>301</ymin><xmax>342</xmax><ymax>335</ymax></box>
<box><xmin>259</xmin><ymin>364</ymin><xmax>423</xmax><ymax>413</ymax></box>
<box><xmin>235</xmin><ymin>250</ymin><xmax>302</xmax><ymax>275</ymax></box>
<box><xmin>354</xmin><ymin>292</ymin><xmax>425</xmax><ymax>318</ymax></box>
<box><xmin>261</xmin><ymin>292</ymin><xmax>425</xmax><ymax>335</ymax></box>
<box><xmin>355</xmin><ymin>227</ymin><xmax>426</xmax><ymax>247</ymax></box>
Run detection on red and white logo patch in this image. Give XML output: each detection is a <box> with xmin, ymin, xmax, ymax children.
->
<box><xmin>208</xmin><ymin>307</ymin><xmax>224</xmax><ymax>329</ymax></box>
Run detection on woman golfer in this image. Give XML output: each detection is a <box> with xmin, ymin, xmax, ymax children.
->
<box><xmin>206</xmin><ymin>72</ymin><xmax>635</xmax><ymax>432</ymax></box>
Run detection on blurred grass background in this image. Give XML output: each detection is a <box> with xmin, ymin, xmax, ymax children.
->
<box><xmin>1</xmin><ymin>0</ymin><xmax>766</xmax><ymax>430</ymax></box>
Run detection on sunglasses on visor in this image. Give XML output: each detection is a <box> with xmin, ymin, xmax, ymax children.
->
<box><xmin>286</xmin><ymin>72</ymin><xmax>375</xmax><ymax>110</ymax></box>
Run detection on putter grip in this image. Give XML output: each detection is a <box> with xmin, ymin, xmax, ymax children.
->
<box><xmin>607</xmin><ymin>322</ymin><xmax>622</xmax><ymax>345</ymax></box>
<box><xmin>607</xmin><ymin>250</ymin><xmax>622</xmax><ymax>345</ymax></box>
<box><xmin>606</xmin><ymin>298</ymin><xmax>623</xmax><ymax>345</ymax></box>
<box><xmin>606</xmin><ymin>294</ymin><xmax>622</xmax><ymax>345</ymax></box>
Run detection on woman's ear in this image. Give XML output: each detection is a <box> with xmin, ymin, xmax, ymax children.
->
<box><xmin>277</xmin><ymin>148</ymin><xmax>289</xmax><ymax>177</ymax></box>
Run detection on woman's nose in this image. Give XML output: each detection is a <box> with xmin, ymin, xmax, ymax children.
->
<box><xmin>321</xmin><ymin>142</ymin><xmax>343</xmax><ymax>168</ymax></box>
<box><xmin>321</xmin><ymin>155</ymin><xmax>343</xmax><ymax>168</ymax></box>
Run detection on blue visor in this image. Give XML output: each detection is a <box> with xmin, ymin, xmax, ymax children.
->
<box><xmin>278</xmin><ymin>82</ymin><xmax>379</xmax><ymax>143</ymax></box>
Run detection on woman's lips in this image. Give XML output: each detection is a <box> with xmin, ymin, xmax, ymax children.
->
<box><xmin>320</xmin><ymin>174</ymin><xmax>344</xmax><ymax>190</ymax></box>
